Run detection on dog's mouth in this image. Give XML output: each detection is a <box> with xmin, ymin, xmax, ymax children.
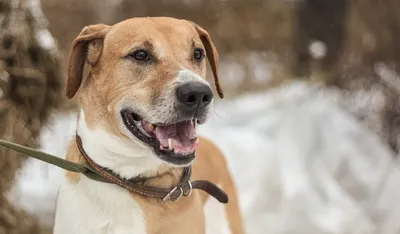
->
<box><xmin>121</xmin><ymin>109</ymin><xmax>199</xmax><ymax>165</ymax></box>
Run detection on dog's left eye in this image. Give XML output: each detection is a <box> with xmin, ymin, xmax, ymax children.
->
<box><xmin>193</xmin><ymin>48</ymin><xmax>204</xmax><ymax>61</ymax></box>
<box><xmin>131</xmin><ymin>50</ymin><xmax>150</xmax><ymax>61</ymax></box>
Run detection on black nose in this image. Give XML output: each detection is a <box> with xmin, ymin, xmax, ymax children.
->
<box><xmin>176</xmin><ymin>82</ymin><xmax>213</xmax><ymax>109</ymax></box>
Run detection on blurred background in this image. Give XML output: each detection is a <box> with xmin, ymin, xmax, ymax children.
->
<box><xmin>2</xmin><ymin>0</ymin><xmax>400</xmax><ymax>233</ymax></box>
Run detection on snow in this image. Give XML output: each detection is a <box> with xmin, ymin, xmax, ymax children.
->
<box><xmin>9</xmin><ymin>81</ymin><xmax>400</xmax><ymax>234</ymax></box>
<box><xmin>28</xmin><ymin>0</ymin><xmax>58</xmax><ymax>53</ymax></box>
<box><xmin>309</xmin><ymin>40</ymin><xmax>327</xmax><ymax>59</ymax></box>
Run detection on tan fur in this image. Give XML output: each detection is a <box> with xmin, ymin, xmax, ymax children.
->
<box><xmin>65</xmin><ymin>137</ymin><xmax>244</xmax><ymax>234</ymax></box>
<box><xmin>62</xmin><ymin>17</ymin><xmax>244</xmax><ymax>234</ymax></box>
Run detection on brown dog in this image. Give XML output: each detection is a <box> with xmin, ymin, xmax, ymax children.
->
<box><xmin>53</xmin><ymin>17</ymin><xmax>245</xmax><ymax>234</ymax></box>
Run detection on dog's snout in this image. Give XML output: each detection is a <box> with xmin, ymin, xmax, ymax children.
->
<box><xmin>176</xmin><ymin>82</ymin><xmax>213</xmax><ymax>109</ymax></box>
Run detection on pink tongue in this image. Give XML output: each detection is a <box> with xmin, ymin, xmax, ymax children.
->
<box><xmin>154</xmin><ymin>120</ymin><xmax>197</xmax><ymax>152</ymax></box>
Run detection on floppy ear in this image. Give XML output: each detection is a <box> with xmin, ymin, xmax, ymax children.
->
<box><xmin>66</xmin><ymin>24</ymin><xmax>111</xmax><ymax>99</ymax></box>
<box><xmin>191</xmin><ymin>23</ymin><xmax>224</xmax><ymax>99</ymax></box>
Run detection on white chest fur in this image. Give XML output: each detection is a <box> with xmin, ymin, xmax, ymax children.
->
<box><xmin>54</xmin><ymin>176</ymin><xmax>146</xmax><ymax>234</ymax></box>
<box><xmin>53</xmin><ymin>110</ymin><xmax>152</xmax><ymax>233</ymax></box>
<box><xmin>53</xmin><ymin>110</ymin><xmax>231</xmax><ymax>234</ymax></box>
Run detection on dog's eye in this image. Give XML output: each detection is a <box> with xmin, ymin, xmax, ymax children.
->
<box><xmin>131</xmin><ymin>50</ymin><xmax>150</xmax><ymax>61</ymax></box>
<box><xmin>193</xmin><ymin>48</ymin><xmax>204</xmax><ymax>61</ymax></box>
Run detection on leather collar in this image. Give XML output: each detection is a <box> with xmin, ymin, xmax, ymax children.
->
<box><xmin>76</xmin><ymin>135</ymin><xmax>228</xmax><ymax>203</ymax></box>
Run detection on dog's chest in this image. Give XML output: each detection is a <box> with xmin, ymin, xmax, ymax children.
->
<box><xmin>54</xmin><ymin>177</ymin><xmax>146</xmax><ymax>234</ymax></box>
<box><xmin>54</xmin><ymin>177</ymin><xmax>207</xmax><ymax>234</ymax></box>
<box><xmin>136</xmin><ymin>192</ymin><xmax>206</xmax><ymax>234</ymax></box>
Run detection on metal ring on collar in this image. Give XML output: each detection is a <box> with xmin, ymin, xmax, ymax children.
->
<box><xmin>183</xmin><ymin>180</ymin><xmax>193</xmax><ymax>197</ymax></box>
<box><xmin>173</xmin><ymin>187</ymin><xmax>184</xmax><ymax>202</ymax></box>
<box><xmin>162</xmin><ymin>186</ymin><xmax>184</xmax><ymax>202</ymax></box>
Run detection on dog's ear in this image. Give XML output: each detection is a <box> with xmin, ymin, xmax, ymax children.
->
<box><xmin>190</xmin><ymin>22</ymin><xmax>224</xmax><ymax>99</ymax></box>
<box><xmin>66</xmin><ymin>24</ymin><xmax>111</xmax><ymax>99</ymax></box>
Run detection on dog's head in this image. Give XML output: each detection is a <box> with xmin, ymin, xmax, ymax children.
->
<box><xmin>67</xmin><ymin>17</ymin><xmax>223</xmax><ymax>167</ymax></box>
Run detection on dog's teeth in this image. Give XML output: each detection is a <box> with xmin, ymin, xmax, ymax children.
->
<box><xmin>146</xmin><ymin>122</ymin><xmax>155</xmax><ymax>132</ymax></box>
<box><xmin>168</xmin><ymin>138</ymin><xmax>173</xmax><ymax>150</ymax></box>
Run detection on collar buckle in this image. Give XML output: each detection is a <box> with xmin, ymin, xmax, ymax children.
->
<box><xmin>162</xmin><ymin>180</ymin><xmax>193</xmax><ymax>202</ymax></box>
<box><xmin>163</xmin><ymin>186</ymin><xmax>184</xmax><ymax>202</ymax></box>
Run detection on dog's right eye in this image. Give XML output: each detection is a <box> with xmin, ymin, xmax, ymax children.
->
<box><xmin>131</xmin><ymin>50</ymin><xmax>150</xmax><ymax>61</ymax></box>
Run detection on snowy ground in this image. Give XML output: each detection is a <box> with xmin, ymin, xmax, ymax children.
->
<box><xmin>9</xmin><ymin>81</ymin><xmax>400</xmax><ymax>234</ymax></box>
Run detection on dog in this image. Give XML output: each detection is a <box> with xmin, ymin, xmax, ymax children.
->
<box><xmin>53</xmin><ymin>17</ymin><xmax>245</xmax><ymax>234</ymax></box>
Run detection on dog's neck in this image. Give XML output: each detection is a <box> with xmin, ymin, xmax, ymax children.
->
<box><xmin>76</xmin><ymin>109</ymin><xmax>182</xmax><ymax>187</ymax></box>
